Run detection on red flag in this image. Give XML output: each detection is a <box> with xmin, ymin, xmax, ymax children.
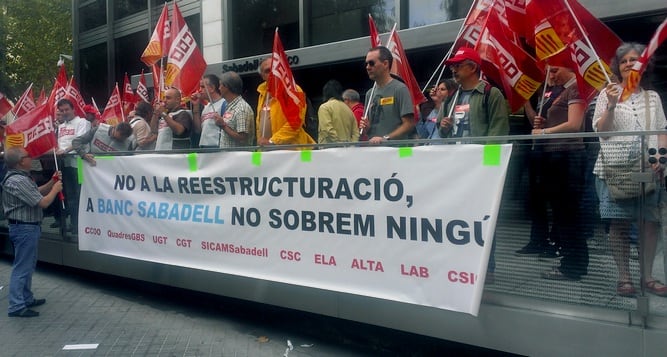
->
<box><xmin>46</xmin><ymin>61</ymin><xmax>69</xmax><ymax>117</ymax></box>
<box><xmin>165</xmin><ymin>2</ymin><xmax>207</xmax><ymax>98</ymax></box>
<box><xmin>368</xmin><ymin>14</ymin><xmax>381</xmax><ymax>47</ymax></box>
<box><xmin>0</xmin><ymin>93</ymin><xmax>12</xmax><ymax>118</ymax></box>
<box><xmin>100</xmin><ymin>84</ymin><xmax>124</xmax><ymax>125</ymax></box>
<box><xmin>12</xmin><ymin>84</ymin><xmax>36</xmax><ymax>118</ymax></box>
<box><xmin>502</xmin><ymin>0</ymin><xmax>529</xmax><ymax>40</ymax></box>
<box><xmin>527</xmin><ymin>0</ymin><xmax>620</xmax><ymax>100</ymax></box>
<box><xmin>66</xmin><ymin>77</ymin><xmax>87</xmax><ymax>117</ymax></box>
<box><xmin>476</xmin><ymin>11</ymin><xmax>543</xmax><ymax>112</ymax></box>
<box><xmin>385</xmin><ymin>30</ymin><xmax>428</xmax><ymax>120</ymax></box>
<box><xmin>5</xmin><ymin>103</ymin><xmax>57</xmax><ymax>157</ymax></box>
<box><xmin>141</xmin><ymin>4</ymin><xmax>171</xmax><ymax>66</ymax></box>
<box><xmin>267</xmin><ymin>29</ymin><xmax>306</xmax><ymax>130</ymax></box>
<box><xmin>136</xmin><ymin>70</ymin><xmax>150</xmax><ymax>103</ymax></box>
<box><xmin>621</xmin><ymin>16</ymin><xmax>667</xmax><ymax>101</ymax></box>
<box><xmin>151</xmin><ymin>64</ymin><xmax>162</xmax><ymax>103</ymax></box>
<box><xmin>122</xmin><ymin>72</ymin><xmax>136</xmax><ymax>115</ymax></box>
<box><xmin>56</xmin><ymin>61</ymin><xmax>68</xmax><ymax>88</ymax></box>
<box><xmin>37</xmin><ymin>87</ymin><xmax>46</xmax><ymax>105</ymax></box>
<box><xmin>46</xmin><ymin>78</ymin><xmax>67</xmax><ymax>118</ymax></box>
<box><xmin>455</xmin><ymin>0</ymin><xmax>495</xmax><ymax>49</ymax></box>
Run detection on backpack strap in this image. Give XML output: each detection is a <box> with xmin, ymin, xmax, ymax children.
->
<box><xmin>1</xmin><ymin>172</ymin><xmax>20</xmax><ymax>185</ymax></box>
<box><xmin>1</xmin><ymin>172</ymin><xmax>22</xmax><ymax>193</ymax></box>
<box><xmin>483</xmin><ymin>82</ymin><xmax>492</xmax><ymax>124</ymax></box>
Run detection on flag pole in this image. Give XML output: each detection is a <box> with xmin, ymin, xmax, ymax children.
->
<box><xmin>204</xmin><ymin>86</ymin><xmax>215</xmax><ymax>113</ymax></box>
<box><xmin>421</xmin><ymin>0</ymin><xmax>480</xmax><ymax>92</ymax></box>
<box><xmin>446</xmin><ymin>85</ymin><xmax>461</xmax><ymax>119</ymax></box>
<box><xmin>261</xmin><ymin>28</ymin><xmax>278</xmax><ymax>140</ymax></box>
<box><xmin>91</xmin><ymin>97</ymin><xmax>100</xmax><ymax>113</ymax></box>
<box><xmin>563</xmin><ymin>0</ymin><xmax>612</xmax><ymax>85</ymax></box>
<box><xmin>159</xmin><ymin>57</ymin><xmax>166</xmax><ymax>102</ymax></box>
<box><xmin>537</xmin><ymin>66</ymin><xmax>550</xmax><ymax>118</ymax></box>
<box><xmin>51</xmin><ymin>149</ymin><xmax>65</xmax><ymax>210</ymax></box>
<box><xmin>360</xmin><ymin>82</ymin><xmax>377</xmax><ymax>136</ymax></box>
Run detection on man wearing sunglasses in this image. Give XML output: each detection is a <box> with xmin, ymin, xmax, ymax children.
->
<box><xmin>359</xmin><ymin>46</ymin><xmax>414</xmax><ymax>145</ymax></box>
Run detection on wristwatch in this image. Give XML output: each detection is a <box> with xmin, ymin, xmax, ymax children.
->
<box><xmin>383</xmin><ymin>135</ymin><xmax>390</xmax><ymax>141</ymax></box>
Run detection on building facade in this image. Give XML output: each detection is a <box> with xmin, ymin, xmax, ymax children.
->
<box><xmin>73</xmin><ymin>0</ymin><xmax>667</xmax><ymax>111</ymax></box>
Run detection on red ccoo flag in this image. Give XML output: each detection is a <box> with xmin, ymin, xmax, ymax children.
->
<box><xmin>66</xmin><ymin>77</ymin><xmax>87</xmax><ymax>117</ymax></box>
<box><xmin>0</xmin><ymin>92</ymin><xmax>12</xmax><ymax>118</ymax></box>
<box><xmin>122</xmin><ymin>72</ymin><xmax>136</xmax><ymax>115</ymax></box>
<box><xmin>47</xmin><ymin>62</ymin><xmax>69</xmax><ymax>117</ymax></box>
<box><xmin>385</xmin><ymin>29</ymin><xmax>428</xmax><ymax>121</ymax></box>
<box><xmin>100</xmin><ymin>84</ymin><xmax>124</xmax><ymax>125</ymax></box>
<box><xmin>4</xmin><ymin>103</ymin><xmax>57</xmax><ymax>157</ymax></box>
<box><xmin>141</xmin><ymin>4</ymin><xmax>171</xmax><ymax>66</ymax></box>
<box><xmin>527</xmin><ymin>0</ymin><xmax>620</xmax><ymax>98</ymax></box>
<box><xmin>621</xmin><ymin>16</ymin><xmax>667</xmax><ymax>102</ymax></box>
<box><xmin>476</xmin><ymin>10</ymin><xmax>543</xmax><ymax>112</ymax></box>
<box><xmin>12</xmin><ymin>83</ymin><xmax>36</xmax><ymax>118</ymax></box>
<box><xmin>165</xmin><ymin>2</ymin><xmax>207</xmax><ymax>99</ymax></box>
<box><xmin>136</xmin><ymin>70</ymin><xmax>150</xmax><ymax>103</ymax></box>
<box><xmin>37</xmin><ymin>86</ymin><xmax>46</xmax><ymax>105</ymax></box>
<box><xmin>56</xmin><ymin>60</ymin><xmax>68</xmax><ymax>88</ymax></box>
<box><xmin>267</xmin><ymin>29</ymin><xmax>306</xmax><ymax>130</ymax></box>
<box><xmin>368</xmin><ymin>14</ymin><xmax>381</xmax><ymax>47</ymax></box>
<box><xmin>455</xmin><ymin>0</ymin><xmax>495</xmax><ymax>49</ymax></box>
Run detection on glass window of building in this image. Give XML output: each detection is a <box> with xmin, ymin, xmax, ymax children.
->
<box><xmin>230</xmin><ymin>0</ymin><xmax>300</xmax><ymax>58</ymax></box>
<box><xmin>308</xmin><ymin>0</ymin><xmax>396</xmax><ymax>46</ymax></box>
<box><xmin>113</xmin><ymin>0</ymin><xmax>147</xmax><ymax>20</ymax></box>
<box><xmin>184</xmin><ymin>14</ymin><xmax>203</xmax><ymax>52</ymax></box>
<box><xmin>408</xmin><ymin>0</ymin><xmax>474</xmax><ymax>28</ymax></box>
<box><xmin>114</xmin><ymin>31</ymin><xmax>149</xmax><ymax>86</ymax></box>
<box><xmin>79</xmin><ymin>43</ymin><xmax>108</xmax><ymax>106</ymax></box>
<box><xmin>79</xmin><ymin>0</ymin><xmax>106</xmax><ymax>32</ymax></box>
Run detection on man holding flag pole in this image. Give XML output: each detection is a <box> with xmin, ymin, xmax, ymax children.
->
<box><xmin>255</xmin><ymin>29</ymin><xmax>314</xmax><ymax>148</ymax></box>
<box><xmin>358</xmin><ymin>45</ymin><xmax>415</xmax><ymax>145</ymax></box>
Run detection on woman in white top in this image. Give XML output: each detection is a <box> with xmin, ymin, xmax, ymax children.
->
<box><xmin>593</xmin><ymin>42</ymin><xmax>667</xmax><ymax>297</ymax></box>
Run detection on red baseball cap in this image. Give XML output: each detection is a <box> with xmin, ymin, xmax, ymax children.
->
<box><xmin>83</xmin><ymin>104</ymin><xmax>101</xmax><ymax>119</ymax></box>
<box><xmin>445</xmin><ymin>47</ymin><xmax>482</xmax><ymax>66</ymax></box>
<box><xmin>83</xmin><ymin>104</ymin><xmax>97</xmax><ymax>114</ymax></box>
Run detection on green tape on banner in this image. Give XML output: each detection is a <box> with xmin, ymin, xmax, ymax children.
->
<box><xmin>77</xmin><ymin>157</ymin><xmax>84</xmax><ymax>184</ymax></box>
<box><xmin>252</xmin><ymin>152</ymin><xmax>262</xmax><ymax>166</ymax></box>
<box><xmin>483</xmin><ymin>145</ymin><xmax>501</xmax><ymax>166</ymax></box>
<box><xmin>187</xmin><ymin>153</ymin><xmax>198</xmax><ymax>172</ymax></box>
<box><xmin>301</xmin><ymin>150</ymin><xmax>312</xmax><ymax>162</ymax></box>
<box><xmin>398</xmin><ymin>147</ymin><xmax>413</xmax><ymax>158</ymax></box>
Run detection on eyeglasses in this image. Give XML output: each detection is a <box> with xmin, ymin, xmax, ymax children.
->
<box><xmin>365</xmin><ymin>60</ymin><xmax>376</xmax><ymax>67</ymax></box>
<box><xmin>619</xmin><ymin>57</ymin><xmax>638</xmax><ymax>65</ymax></box>
<box><xmin>450</xmin><ymin>62</ymin><xmax>469</xmax><ymax>69</ymax></box>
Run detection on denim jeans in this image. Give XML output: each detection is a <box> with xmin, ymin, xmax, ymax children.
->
<box><xmin>8</xmin><ymin>224</ymin><xmax>41</xmax><ymax>313</ymax></box>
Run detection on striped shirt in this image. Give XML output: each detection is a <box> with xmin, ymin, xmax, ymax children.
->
<box><xmin>219</xmin><ymin>96</ymin><xmax>255</xmax><ymax>148</ymax></box>
<box><xmin>2</xmin><ymin>169</ymin><xmax>44</xmax><ymax>223</ymax></box>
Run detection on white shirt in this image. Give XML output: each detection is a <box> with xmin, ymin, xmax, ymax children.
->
<box><xmin>199</xmin><ymin>97</ymin><xmax>227</xmax><ymax>147</ymax></box>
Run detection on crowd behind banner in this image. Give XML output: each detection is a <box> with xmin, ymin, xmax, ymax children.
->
<box><xmin>1</xmin><ymin>0</ymin><xmax>667</xmax><ymax>302</ymax></box>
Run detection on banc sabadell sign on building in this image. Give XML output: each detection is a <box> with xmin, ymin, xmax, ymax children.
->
<box><xmin>222</xmin><ymin>56</ymin><xmax>300</xmax><ymax>74</ymax></box>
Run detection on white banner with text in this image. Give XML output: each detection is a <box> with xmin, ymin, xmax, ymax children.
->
<box><xmin>78</xmin><ymin>145</ymin><xmax>511</xmax><ymax>315</ymax></box>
